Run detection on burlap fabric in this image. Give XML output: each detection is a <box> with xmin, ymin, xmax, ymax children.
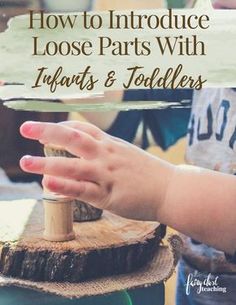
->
<box><xmin>0</xmin><ymin>235</ymin><xmax>182</xmax><ymax>299</ymax></box>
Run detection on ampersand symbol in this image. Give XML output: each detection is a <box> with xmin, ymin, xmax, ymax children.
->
<box><xmin>104</xmin><ymin>71</ymin><xmax>116</xmax><ymax>88</ymax></box>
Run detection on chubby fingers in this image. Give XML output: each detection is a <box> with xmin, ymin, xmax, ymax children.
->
<box><xmin>20</xmin><ymin>121</ymin><xmax>99</xmax><ymax>159</ymax></box>
<box><xmin>59</xmin><ymin>121</ymin><xmax>104</xmax><ymax>140</ymax></box>
<box><xmin>20</xmin><ymin>155</ymin><xmax>99</xmax><ymax>182</ymax></box>
<box><xmin>42</xmin><ymin>176</ymin><xmax>103</xmax><ymax>205</ymax></box>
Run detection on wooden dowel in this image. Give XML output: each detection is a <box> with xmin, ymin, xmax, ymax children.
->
<box><xmin>43</xmin><ymin>193</ymin><xmax>75</xmax><ymax>242</ymax></box>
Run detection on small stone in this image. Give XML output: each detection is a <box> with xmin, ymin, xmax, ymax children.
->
<box><xmin>44</xmin><ymin>145</ymin><xmax>75</xmax><ymax>158</ymax></box>
<box><xmin>73</xmin><ymin>200</ymin><xmax>103</xmax><ymax>222</ymax></box>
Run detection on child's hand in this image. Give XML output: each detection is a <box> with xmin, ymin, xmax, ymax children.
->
<box><xmin>19</xmin><ymin>120</ymin><xmax>236</xmax><ymax>252</ymax></box>
<box><xmin>19</xmin><ymin>121</ymin><xmax>174</xmax><ymax>221</ymax></box>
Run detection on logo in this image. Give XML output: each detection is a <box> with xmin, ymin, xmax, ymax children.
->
<box><xmin>185</xmin><ymin>271</ymin><xmax>227</xmax><ymax>295</ymax></box>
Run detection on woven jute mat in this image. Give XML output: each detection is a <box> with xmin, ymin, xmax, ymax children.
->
<box><xmin>0</xmin><ymin>235</ymin><xmax>182</xmax><ymax>299</ymax></box>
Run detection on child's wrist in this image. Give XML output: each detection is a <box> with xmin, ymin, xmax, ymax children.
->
<box><xmin>148</xmin><ymin>158</ymin><xmax>176</xmax><ymax>222</ymax></box>
<box><xmin>157</xmin><ymin>164</ymin><xmax>189</xmax><ymax>224</ymax></box>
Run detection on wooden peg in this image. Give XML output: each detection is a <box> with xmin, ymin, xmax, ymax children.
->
<box><xmin>43</xmin><ymin>193</ymin><xmax>75</xmax><ymax>242</ymax></box>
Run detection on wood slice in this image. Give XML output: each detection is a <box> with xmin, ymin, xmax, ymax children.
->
<box><xmin>0</xmin><ymin>200</ymin><xmax>161</xmax><ymax>283</ymax></box>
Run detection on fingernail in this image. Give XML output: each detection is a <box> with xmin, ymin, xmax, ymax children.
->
<box><xmin>20</xmin><ymin>155</ymin><xmax>34</xmax><ymax>167</ymax></box>
<box><xmin>20</xmin><ymin>121</ymin><xmax>39</xmax><ymax>136</ymax></box>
